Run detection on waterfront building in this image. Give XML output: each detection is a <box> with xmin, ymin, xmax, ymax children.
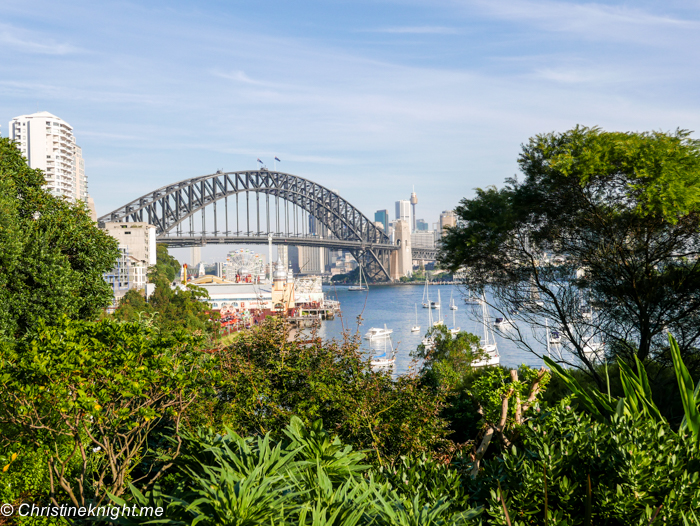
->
<box><xmin>374</xmin><ymin>209</ymin><xmax>389</xmax><ymax>234</ymax></box>
<box><xmin>8</xmin><ymin>111</ymin><xmax>87</xmax><ymax>203</ymax></box>
<box><xmin>192</xmin><ymin>259</ymin><xmax>298</xmax><ymax>315</ymax></box>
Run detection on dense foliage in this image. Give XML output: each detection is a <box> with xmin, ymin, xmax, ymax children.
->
<box><xmin>0</xmin><ymin>319</ymin><xmax>216</xmax><ymax>508</ymax></box>
<box><xmin>198</xmin><ymin>319</ymin><xmax>453</xmax><ymax>465</ymax></box>
<box><xmin>113</xmin><ymin>418</ymin><xmax>482</xmax><ymax>526</ymax></box>
<box><xmin>0</xmin><ymin>138</ymin><xmax>119</xmax><ymax>339</ymax></box>
<box><xmin>112</xmin><ymin>245</ymin><xmax>218</xmax><ymax>336</ymax></box>
<box><xmin>439</xmin><ymin>126</ymin><xmax>700</xmax><ymax>380</ymax></box>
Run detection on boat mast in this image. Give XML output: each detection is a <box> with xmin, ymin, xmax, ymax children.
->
<box><xmin>482</xmin><ymin>293</ymin><xmax>488</xmax><ymax>344</ymax></box>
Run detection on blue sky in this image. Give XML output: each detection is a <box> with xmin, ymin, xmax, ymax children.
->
<box><xmin>2</xmin><ymin>0</ymin><xmax>699</xmax><ymax>244</ymax></box>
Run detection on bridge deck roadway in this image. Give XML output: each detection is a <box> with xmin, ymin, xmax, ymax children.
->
<box><xmin>158</xmin><ymin>234</ymin><xmax>398</xmax><ymax>252</ymax></box>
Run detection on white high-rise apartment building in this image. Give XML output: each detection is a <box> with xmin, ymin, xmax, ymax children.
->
<box><xmin>9</xmin><ymin>111</ymin><xmax>87</xmax><ymax>203</ymax></box>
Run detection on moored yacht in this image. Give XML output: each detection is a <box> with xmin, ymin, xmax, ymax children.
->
<box><xmin>473</xmin><ymin>293</ymin><xmax>500</xmax><ymax>367</ymax></box>
<box><xmin>364</xmin><ymin>324</ymin><xmax>393</xmax><ymax>340</ymax></box>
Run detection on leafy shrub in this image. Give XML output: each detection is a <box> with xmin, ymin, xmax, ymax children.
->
<box><xmin>471</xmin><ymin>401</ymin><xmax>700</xmax><ymax>525</ymax></box>
<box><xmin>112</xmin><ymin>418</ymin><xmax>483</xmax><ymax>525</ymax></box>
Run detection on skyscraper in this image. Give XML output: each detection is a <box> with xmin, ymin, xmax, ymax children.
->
<box><xmin>410</xmin><ymin>190</ymin><xmax>418</xmax><ymax>232</ymax></box>
<box><xmin>439</xmin><ymin>210</ymin><xmax>457</xmax><ymax>236</ymax></box>
<box><xmin>374</xmin><ymin>209</ymin><xmax>389</xmax><ymax>233</ymax></box>
<box><xmin>416</xmin><ymin>219</ymin><xmax>429</xmax><ymax>231</ymax></box>
<box><xmin>9</xmin><ymin>111</ymin><xmax>86</xmax><ymax>203</ymax></box>
<box><xmin>395</xmin><ymin>200</ymin><xmax>410</xmax><ymax>224</ymax></box>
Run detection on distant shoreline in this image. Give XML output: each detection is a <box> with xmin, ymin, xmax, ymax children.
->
<box><xmin>327</xmin><ymin>282</ymin><xmax>463</xmax><ymax>287</ymax></box>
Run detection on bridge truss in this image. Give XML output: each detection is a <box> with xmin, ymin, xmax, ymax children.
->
<box><xmin>98</xmin><ymin>169</ymin><xmax>398</xmax><ymax>280</ymax></box>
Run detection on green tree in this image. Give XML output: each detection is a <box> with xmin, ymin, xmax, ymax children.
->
<box><xmin>0</xmin><ymin>138</ymin><xmax>119</xmax><ymax>338</ymax></box>
<box><xmin>201</xmin><ymin>318</ymin><xmax>452</xmax><ymax>465</ymax></box>
<box><xmin>439</xmin><ymin>127</ymin><xmax>700</xmax><ymax>381</ymax></box>
<box><xmin>0</xmin><ymin>318</ymin><xmax>216</xmax><ymax>507</ymax></box>
<box><xmin>155</xmin><ymin>243</ymin><xmax>181</xmax><ymax>283</ymax></box>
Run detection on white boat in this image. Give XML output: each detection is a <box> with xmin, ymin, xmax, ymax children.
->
<box><xmin>432</xmin><ymin>291</ymin><xmax>444</xmax><ymax>325</ymax></box>
<box><xmin>449</xmin><ymin>304</ymin><xmax>460</xmax><ymax>334</ymax></box>
<box><xmin>348</xmin><ymin>263</ymin><xmax>368</xmax><ymax>291</ymax></box>
<box><xmin>464</xmin><ymin>293</ymin><xmax>482</xmax><ymax>305</ymax></box>
<box><xmin>421</xmin><ymin>337</ymin><xmax>435</xmax><ymax>350</ymax></box>
<box><xmin>546</xmin><ymin>320</ymin><xmax>564</xmax><ymax>360</ymax></box>
<box><xmin>449</xmin><ymin>290</ymin><xmax>458</xmax><ymax>310</ymax></box>
<box><xmin>364</xmin><ymin>324</ymin><xmax>393</xmax><ymax>340</ymax></box>
<box><xmin>371</xmin><ymin>336</ymin><xmax>397</xmax><ymax>368</ymax></box>
<box><xmin>549</xmin><ymin>328</ymin><xmax>561</xmax><ymax>345</ymax></box>
<box><xmin>371</xmin><ymin>352</ymin><xmax>396</xmax><ymax>367</ymax></box>
<box><xmin>411</xmin><ymin>304</ymin><xmax>420</xmax><ymax>332</ymax></box>
<box><xmin>493</xmin><ymin>317</ymin><xmax>513</xmax><ymax>330</ymax></box>
<box><xmin>421</xmin><ymin>279</ymin><xmax>430</xmax><ymax>308</ymax></box>
<box><xmin>473</xmin><ymin>293</ymin><xmax>500</xmax><ymax>367</ymax></box>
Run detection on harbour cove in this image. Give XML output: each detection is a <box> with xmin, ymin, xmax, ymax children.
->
<box><xmin>317</xmin><ymin>284</ymin><xmax>552</xmax><ymax>374</ymax></box>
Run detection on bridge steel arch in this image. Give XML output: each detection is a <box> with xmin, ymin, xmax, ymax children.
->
<box><xmin>98</xmin><ymin>170</ymin><xmax>397</xmax><ymax>280</ymax></box>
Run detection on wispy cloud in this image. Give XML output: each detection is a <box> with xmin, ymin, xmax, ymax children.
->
<box><xmin>533</xmin><ymin>67</ymin><xmax>630</xmax><ymax>85</ymax></box>
<box><xmin>211</xmin><ymin>70</ymin><xmax>292</xmax><ymax>90</ymax></box>
<box><xmin>0</xmin><ymin>24</ymin><xmax>80</xmax><ymax>55</ymax></box>
<box><xmin>469</xmin><ymin>0</ymin><xmax>699</xmax><ymax>43</ymax></box>
<box><xmin>362</xmin><ymin>26</ymin><xmax>460</xmax><ymax>34</ymax></box>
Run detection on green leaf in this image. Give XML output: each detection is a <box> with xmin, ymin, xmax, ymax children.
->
<box><xmin>669</xmin><ymin>334</ymin><xmax>700</xmax><ymax>443</ymax></box>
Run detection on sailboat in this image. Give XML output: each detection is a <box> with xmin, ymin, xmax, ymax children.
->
<box><xmin>433</xmin><ymin>291</ymin><xmax>444</xmax><ymax>326</ymax></box>
<box><xmin>547</xmin><ymin>319</ymin><xmax>561</xmax><ymax>345</ymax></box>
<box><xmin>522</xmin><ymin>275</ymin><xmax>544</xmax><ymax>309</ymax></box>
<box><xmin>371</xmin><ymin>336</ymin><xmax>397</xmax><ymax>368</ymax></box>
<box><xmin>546</xmin><ymin>319</ymin><xmax>564</xmax><ymax>360</ymax></box>
<box><xmin>431</xmin><ymin>288</ymin><xmax>441</xmax><ymax>309</ymax></box>
<box><xmin>473</xmin><ymin>293</ymin><xmax>500</xmax><ymax>367</ymax></box>
<box><xmin>411</xmin><ymin>304</ymin><xmax>420</xmax><ymax>332</ymax></box>
<box><xmin>449</xmin><ymin>290</ymin><xmax>458</xmax><ymax>310</ymax></box>
<box><xmin>422</xmin><ymin>279</ymin><xmax>430</xmax><ymax>308</ymax></box>
<box><xmin>450</xmin><ymin>305</ymin><xmax>460</xmax><ymax>335</ymax></box>
<box><xmin>421</xmin><ymin>297</ymin><xmax>435</xmax><ymax>349</ymax></box>
<box><xmin>464</xmin><ymin>289</ymin><xmax>481</xmax><ymax>305</ymax></box>
<box><xmin>348</xmin><ymin>263</ymin><xmax>368</xmax><ymax>291</ymax></box>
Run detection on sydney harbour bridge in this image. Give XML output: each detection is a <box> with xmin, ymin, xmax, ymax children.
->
<box><xmin>98</xmin><ymin>169</ymin><xmax>437</xmax><ymax>281</ymax></box>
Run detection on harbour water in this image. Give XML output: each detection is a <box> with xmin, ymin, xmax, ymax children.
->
<box><xmin>317</xmin><ymin>284</ymin><xmax>554</xmax><ymax>375</ymax></box>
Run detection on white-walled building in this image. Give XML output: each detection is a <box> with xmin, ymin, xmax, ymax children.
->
<box><xmin>8</xmin><ymin>111</ymin><xmax>86</xmax><ymax>203</ymax></box>
<box><xmin>102</xmin><ymin>222</ymin><xmax>157</xmax><ymax>267</ymax></box>
<box><xmin>102</xmin><ymin>223</ymin><xmax>157</xmax><ymax>306</ymax></box>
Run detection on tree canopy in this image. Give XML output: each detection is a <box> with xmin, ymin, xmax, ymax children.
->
<box><xmin>0</xmin><ymin>138</ymin><xmax>119</xmax><ymax>338</ymax></box>
<box><xmin>439</xmin><ymin>127</ymin><xmax>700</xmax><ymax>380</ymax></box>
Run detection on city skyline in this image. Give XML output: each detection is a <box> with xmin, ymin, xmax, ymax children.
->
<box><xmin>1</xmin><ymin>1</ymin><xmax>699</xmax><ymax>234</ymax></box>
